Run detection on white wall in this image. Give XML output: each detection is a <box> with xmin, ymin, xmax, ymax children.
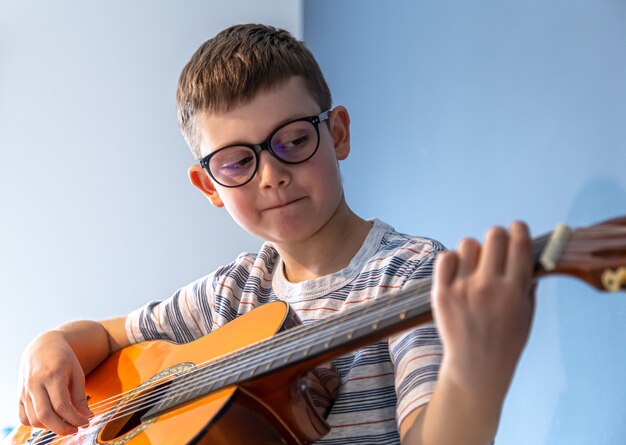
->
<box><xmin>0</xmin><ymin>0</ymin><xmax>301</xmax><ymax>427</ymax></box>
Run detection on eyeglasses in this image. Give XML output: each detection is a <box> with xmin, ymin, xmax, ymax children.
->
<box><xmin>199</xmin><ymin>110</ymin><xmax>330</xmax><ymax>188</ymax></box>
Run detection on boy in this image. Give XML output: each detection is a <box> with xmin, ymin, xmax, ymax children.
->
<box><xmin>18</xmin><ymin>24</ymin><xmax>535</xmax><ymax>445</ymax></box>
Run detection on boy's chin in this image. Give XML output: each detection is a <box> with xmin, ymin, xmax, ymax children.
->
<box><xmin>255</xmin><ymin>228</ymin><xmax>315</xmax><ymax>246</ymax></box>
<box><xmin>245</xmin><ymin>221</ymin><xmax>323</xmax><ymax>246</ymax></box>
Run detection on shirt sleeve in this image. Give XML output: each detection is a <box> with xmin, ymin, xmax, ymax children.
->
<box><xmin>389</xmin><ymin>244</ymin><xmax>445</xmax><ymax>428</ymax></box>
<box><xmin>389</xmin><ymin>322</ymin><xmax>442</xmax><ymax>427</ymax></box>
<box><xmin>125</xmin><ymin>273</ymin><xmax>216</xmax><ymax>345</ymax></box>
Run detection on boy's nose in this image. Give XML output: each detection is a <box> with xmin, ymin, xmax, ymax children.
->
<box><xmin>257</xmin><ymin>151</ymin><xmax>291</xmax><ymax>188</ymax></box>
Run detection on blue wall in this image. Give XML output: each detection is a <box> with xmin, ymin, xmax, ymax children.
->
<box><xmin>305</xmin><ymin>1</ymin><xmax>626</xmax><ymax>444</ymax></box>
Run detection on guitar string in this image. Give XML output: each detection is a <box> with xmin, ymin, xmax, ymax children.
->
<box><xmin>37</xmin><ymin>281</ymin><xmax>433</xmax><ymax>445</ymax></box>
<box><xmin>578</xmin><ymin>226</ymin><xmax>626</xmax><ymax>232</ymax></box>
<box><xmin>67</xmin><ymin>280</ymin><xmax>425</xmax><ymax>418</ymax></box>
<box><xmin>38</xmin><ymin>233</ymin><xmax>554</xmax><ymax>444</ymax></box>
<box><xmin>44</xmin><ymin>282</ymin><xmax>428</xmax><ymax>442</ymax></box>
<box><xmin>101</xmin><ymin>281</ymin><xmax>432</xmax><ymax>417</ymax></box>
<box><xmin>574</xmin><ymin>227</ymin><xmax>626</xmax><ymax>237</ymax></box>
<box><xmin>58</xmin><ymin>232</ymin><xmax>551</xmax><ymax>416</ymax></box>
<box><xmin>40</xmin><ymin>227</ymin><xmax>560</xmax><ymax>444</ymax></box>
<box><xmin>36</xmin><ymin>229</ymin><xmax>549</xmax><ymax>444</ymax></box>
<box><xmin>38</xmin><ymin>231</ymin><xmax>554</xmax><ymax>445</ymax></box>
<box><xmin>38</xmin><ymin>289</ymin><xmax>429</xmax><ymax>445</ymax></box>
<box><xmin>75</xmin><ymin>275</ymin><xmax>435</xmax><ymax>416</ymax></box>
<box><xmin>85</xmin><ymin>227</ymin><xmax>564</xmax><ymax>424</ymax></box>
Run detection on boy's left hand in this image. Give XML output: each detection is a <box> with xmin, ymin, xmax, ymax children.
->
<box><xmin>432</xmin><ymin>221</ymin><xmax>536</xmax><ymax>396</ymax></box>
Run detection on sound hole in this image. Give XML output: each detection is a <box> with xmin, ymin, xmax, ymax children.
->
<box><xmin>99</xmin><ymin>379</ymin><xmax>172</xmax><ymax>442</ymax></box>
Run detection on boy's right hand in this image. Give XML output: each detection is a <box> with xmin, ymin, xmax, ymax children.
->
<box><xmin>18</xmin><ymin>330</ymin><xmax>92</xmax><ymax>436</ymax></box>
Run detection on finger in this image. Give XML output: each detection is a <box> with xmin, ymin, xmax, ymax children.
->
<box><xmin>47</xmin><ymin>380</ymin><xmax>90</xmax><ymax>428</ymax></box>
<box><xmin>30</xmin><ymin>387</ymin><xmax>78</xmax><ymax>436</ymax></box>
<box><xmin>19</xmin><ymin>400</ymin><xmax>30</xmax><ymax>426</ymax></box>
<box><xmin>433</xmin><ymin>251</ymin><xmax>459</xmax><ymax>289</ymax></box>
<box><xmin>23</xmin><ymin>394</ymin><xmax>43</xmax><ymax>429</ymax></box>
<box><xmin>456</xmin><ymin>238</ymin><xmax>480</xmax><ymax>279</ymax></box>
<box><xmin>478</xmin><ymin>226</ymin><xmax>508</xmax><ymax>275</ymax></box>
<box><xmin>69</xmin><ymin>367</ymin><xmax>92</xmax><ymax>419</ymax></box>
<box><xmin>506</xmin><ymin>221</ymin><xmax>533</xmax><ymax>287</ymax></box>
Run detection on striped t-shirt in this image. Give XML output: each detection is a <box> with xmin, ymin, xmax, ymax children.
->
<box><xmin>126</xmin><ymin>219</ymin><xmax>445</xmax><ymax>444</ymax></box>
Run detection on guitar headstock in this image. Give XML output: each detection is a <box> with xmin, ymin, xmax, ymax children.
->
<box><xmin>536</xmin><ymin>215</ymin><xmax>626</xmax><ymax>292</ymax></box>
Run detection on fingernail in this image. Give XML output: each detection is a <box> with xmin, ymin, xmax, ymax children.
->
<box><xmin>81</xmin><ymin>395</ymin><xmax>93</xmax><ymax>417</ymax></box>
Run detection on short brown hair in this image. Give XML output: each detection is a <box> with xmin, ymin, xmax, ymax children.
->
<box><xmin>176</xmin><ymin>24</ymin><xmax>332</xmax><ymax>159</ymax></box>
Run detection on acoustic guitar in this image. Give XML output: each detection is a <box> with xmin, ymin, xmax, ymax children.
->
<box><xmin>5</xmin><ymin>217</ymin><xmax>626</xmax><ymax>445</ymax></box>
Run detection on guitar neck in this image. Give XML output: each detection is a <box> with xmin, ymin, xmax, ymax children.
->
<box><xmin>150</xmin><ymin>233</ymin><xmax>552</xmax><ymax>417</ymax></box>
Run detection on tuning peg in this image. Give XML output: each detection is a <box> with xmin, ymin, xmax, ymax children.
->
<box><xmin>602</xmin><ymin>267</ymin><xmax>626</xmax><ymax>292</ymax></box>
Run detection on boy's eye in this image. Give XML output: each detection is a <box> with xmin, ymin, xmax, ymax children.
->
<box><xmin>271</xmin><ymin>121</ymin><xmax>315</xmax><ymax>160</ymax></box>
<box><xmin>213</xmin><ymin>147</ymin><xmax>255</xmax><ymax>176</ymax></box>
<box><xmin>222</xmin><ymin>155</ymin><xmax>254</xmax><ymax>171</ymax></box>
<box><xmin>275</xmin><ymin>134</ymin><xmax>310</xmax><ymax>151</ymax></box>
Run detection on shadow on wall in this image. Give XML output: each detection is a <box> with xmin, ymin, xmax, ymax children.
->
<box><xmin>544</xmin><ymin>178</ymin><xmax>626</xmax><ymax>445</ymax></box>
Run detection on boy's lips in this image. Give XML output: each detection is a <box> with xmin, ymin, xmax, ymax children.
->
<box><xmin>263</xmin><ymin>197</ymin><xmax>306</xmax><ymax>211</ymax></box>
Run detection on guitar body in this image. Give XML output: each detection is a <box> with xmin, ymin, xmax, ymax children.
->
<box><xmin>6</xmin><ymin>301</ymin><xmax>329</xmax><ymax>445</ymax></box>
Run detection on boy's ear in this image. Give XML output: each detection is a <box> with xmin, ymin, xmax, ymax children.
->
<box><xmin>329</xmin><ymin>106</ymin><xmax>350</xmax><ymax>160</ymax></box>
<box><xmin>188</xmin><ymin>164</ymin><xmax>224</xmax><ymax>208</ymax></box>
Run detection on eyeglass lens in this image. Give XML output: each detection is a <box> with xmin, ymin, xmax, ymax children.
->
<box><xmin>209</xmin><ymin>119</ymin><xmax>318</xmax><ymax>187</ymax></box>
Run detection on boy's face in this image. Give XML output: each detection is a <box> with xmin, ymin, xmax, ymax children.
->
<box><xmin>189</xmin><ymin>76</ymin><xmax>350</xmax><ymax>245</ymax></box>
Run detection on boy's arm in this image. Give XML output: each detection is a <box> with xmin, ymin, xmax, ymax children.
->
<box><xmin>399</xmin><ymin>367</ymin><xmax>506</xmax><ymax>444</ymax></box>
<box><xmin>18</xmin><ymin>316</ymin><xmax>130</xmax><ymax>436</ymax></box>
<box><xmin>400</xmin><ymin>221</ymin><xmax>534</xmax><ymax>445</ymax></box>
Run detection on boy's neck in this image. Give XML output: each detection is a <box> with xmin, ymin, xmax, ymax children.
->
<box><xmin>274</xmin><ymin>199</ymin><xmax>373</xmax><ymax>284</ymax></box>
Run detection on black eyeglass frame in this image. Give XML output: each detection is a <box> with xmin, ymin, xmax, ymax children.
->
<box><xmin>199</xmin><ymin>110</ymin><xmax>330</xmax><ymax>188</ymax></box>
